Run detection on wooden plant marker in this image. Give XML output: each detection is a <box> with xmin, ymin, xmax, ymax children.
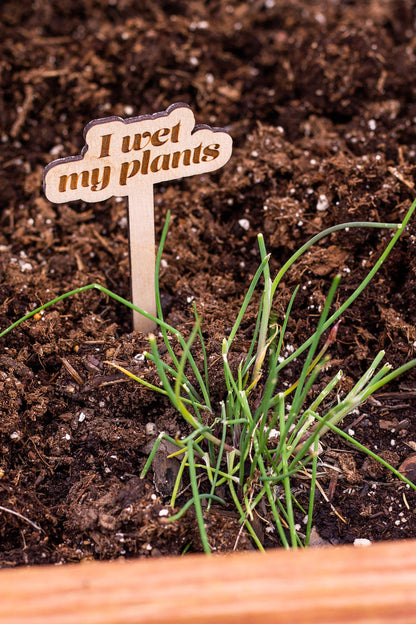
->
<box><xmin>43</xmin><ymin>103</ymin><xmax>233</xmax><ymax>332</ymax></box>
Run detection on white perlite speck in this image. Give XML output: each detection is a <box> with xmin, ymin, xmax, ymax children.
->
<box><xmin>19</xmin><ymin>260</ymin><xmax>33</xmax><ymax>272</ymax></box>
<box><xmin>145</xmin><ymin>422</ymin><xmax>157</xmax><ymax>436</ymax></box>
<box><xmin>354</xmin><ymin>538</ymin><xmax>372</xmax><ymax>547</ymax></box>
<box><xmin>316</xmin><ymin>194</ymin><xmax>329</xmax><ymax>212</ymax></box>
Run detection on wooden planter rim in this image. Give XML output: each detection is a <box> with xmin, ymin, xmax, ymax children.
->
<box><xmin>1</xmin><ymin>538</ymin><xmax>415</xmax><ymax>623</ymax></box>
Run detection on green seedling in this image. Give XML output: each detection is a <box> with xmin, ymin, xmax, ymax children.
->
<box><xmin>2</xmin><ymin>199</ymin><xmax>416</xmax><ymax>553</ymax></box>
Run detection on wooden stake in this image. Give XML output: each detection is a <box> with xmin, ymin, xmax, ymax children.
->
<box><xmin>128</xmin><ymin>183</ymin><xmax>156</xmax><ymax>332</ymax></box>
<box><xmin>43</xmin><ymin>103</ymin><xmax>233</xmax><ymax>333</ymax></box>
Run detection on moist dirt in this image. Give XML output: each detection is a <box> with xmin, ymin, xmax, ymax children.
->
<box><xmin>1</xmin><ymin>0</ymin><xmax>416</xmax><ymax>566</ymax></box>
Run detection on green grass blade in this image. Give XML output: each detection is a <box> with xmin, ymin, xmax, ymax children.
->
<box><xmin>305</xmin><ymin>438</ymin><xmax>319</xmax><ymax>547</ymax></box>
<box><xmin>241</xmin><ymin>296</ymin><xmax>264</xmax><ymax>379</ymax></box>
<box><xmin>226</xmin><ymin>252</ymin><xmax>271</xmax><ymax>349</ymax></box>
<box><xmin>278</xmin><ymin>401</ymin><xmax>297</xmax><ymax>548</ymax></box>
<box><xmin>170</xmin><ymin>452</ymin><xmax>189</xmax><ymax>508</ymax></box>
<box><xmin>187</xmin><ymin>440</ymin><xmax>211</xmax><ymax>554</ymax></box>
<box><xmin>174</xmin><ymin>319</ymin><xmax>203</xmax><ymax>410</ymax></box>
<box><xmin>155</xmin><ymin>210</ymin><xmax>181</xmax><ymax>370</ymax></box>
<box><xmin>271</xmin><ymin>220</ymin><xmax>401</xmax><ymax>297</ymax></box>
<box><xmin>167</xmin><ymin>494</ymin><xmax>226</xmax><ymax>522</ymax></box>
<box><xmin>208</xmin><ymin>404</ymin><xmax>228</xmax><ymax>507</ymax></box>
<box><xmin>288</xmin><ymin>275</ymin><xmax>341</xmax><ymax>423</ymax></box>
<box><xmin>253</xmin><ymin>234</ymin><xmax>273</xmax><ymax>382</ymax></box>
<box><xmin>140</xmin><ymin>432</ymin><xmax>165</xmax><ymax>479</ymax></box>
<box><xmin>273</xmin><ymin>199</ymin><xmax>416</xmax><ymax>377</ymax></box>
<box><xmin>313</xmin><ymin>413</ymin><xmax>416</xmax><ymax>491</ymax></box>
<box><xmin>227</xmin><ymin>480</ymin><xmax>265</xmax><ymax>551</ymax></box>
<box><xmin>193</xmin><ymin>302</ymin><xmax>210</xmax><ymax>401</ymax></box>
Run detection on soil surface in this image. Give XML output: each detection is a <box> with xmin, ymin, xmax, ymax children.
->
<box><xmin>1</xmin><ymin>0</ymin><xmax>416</xmax><ymax>566</ymax></box>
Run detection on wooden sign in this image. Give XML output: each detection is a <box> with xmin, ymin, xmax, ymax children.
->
<box><xmin>43</xmin><ymin>103</ymin><xmax>233</xmax><ymax>332</ymax></box>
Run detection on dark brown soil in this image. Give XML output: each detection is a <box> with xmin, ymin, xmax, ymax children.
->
<box><xmin>1</xmin><ymin>0</ymin><xmax>416</xmax><ymax>567</ymax></box>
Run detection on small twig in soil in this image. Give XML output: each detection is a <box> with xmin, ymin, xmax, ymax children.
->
<box><xmin>27</xmin><ymin>437</ymin><xmax>54</xmax><ymax>474</ymax></box>
<box><xmin>61</xmin><ymin>357</ymin><xmax>85</xmax><ymax>386</ymax></box>
<box><xmin>388</xmin><ymin>166</ymin><xmax>416</xmax><ymax>194</ymax></box>
<box><xmin>302</xmin><ymin>469</ymin><xmax>347</xmax><ymax>524</ymax></box>
<box><xmin>0</xmin><ymin>506</ymin><xmax>42</xmax><ymax>532</ymax></box>
<box><xmin>327</xmin><ymin>471</ymin><xmax>339</xmax><ymax>502</ymax></box>
<box><xmin>93</xmin><ymin>229</ymin><xmax>117</xmax><ymax>257</ymax></box>
<box><xmin>97</xmin><ymin>377</ymin><xmax>131</xmax><ymax>388</ymax></box>
<box><xmin>10</xmin><ymin>84</ymin><xmax>34</xmax><ymax>138</ymax></box>
<box><xmin>376</xmin><ymin>391</ymin><xmax>416</xmax><ymax>400</ymax></box>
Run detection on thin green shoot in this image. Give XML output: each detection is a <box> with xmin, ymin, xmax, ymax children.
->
<box><xmin>2</xmin><ymin>199</ymin><xmax>416</xmax><ymax>555</ymax></box>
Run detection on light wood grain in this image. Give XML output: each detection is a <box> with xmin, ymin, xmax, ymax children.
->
<box><xmin>1</xmin><ymin>539</ymin><xmax>415</xmax><ymax>623</ymax></box>
<box><xmin>128</xmin><ymin>184</ymin><xmax>157</xmax><ymax>332</ymax></box>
